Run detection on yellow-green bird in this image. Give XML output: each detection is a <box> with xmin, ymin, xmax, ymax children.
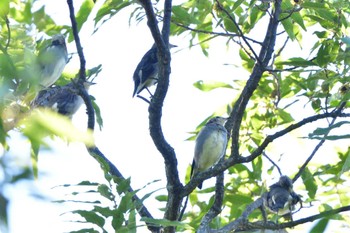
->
<box><xmin>191</xmin><ymin>116</ymin><xmax>228</xmax><ymax>189</ymax></box>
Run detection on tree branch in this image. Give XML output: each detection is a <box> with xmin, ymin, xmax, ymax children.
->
<box><xmin>242</xmin><ymin>205</ymin><xmax>350</xmax><ymax>231</ymax></box>
<box><xmin>181</xmin><ymin>0</ymin><xmax>284</xmax><ymax>196</ymax></box>
<box><xmin>67</xmin><ymin>1</ymin><xmax>159</xmax><ymax>232</ymax></box>
<box><xmin>88</xmin><ymin>147</ymin><xmax>160</xmax><ymax>232</ymax></box>
<box><xmin>138</xmin><ymin>0</ymin><xmax>183</xmax><ymax>230</ymax></box>
<box><xmin>214</xmin><ymin>0</ymin><xmax>261</xmax><ymax>63</ymax></box>
<box><xmin>181</xmin><ymin>111</ymin><xmax>350</xmax><ymax>197</ymax></box>
<box><xmin>293</xmin><ymin>103</ymin><xmax>346</xmax><ymax>182</ymax></box>
<box><xmin>240</xmin><ymin>111</ymin><xmax>349</xmax><ymax>164</ymax></box>
<box><xmin>212</xmin><ymin>195</ymin><xmax>350</xmax><ymax>232</ymax></box>
<box><xmin>197</xmin><ymin>171</ymin><xmax>225</xmax><ymax>233</ymax></box>
<box><xmin>225</xmin><ymin>0</ymin><xmax>282</xmax><ymax>160</ymax></box>
<box><xmin>214</xmin><ymin>197</ymin><xmax>265</xmax><ymax>233</ymax></box>
<box><xmin>67</xmin><ymin>0</ymin><xmax>86</xmax><ymax>83</ymax></box>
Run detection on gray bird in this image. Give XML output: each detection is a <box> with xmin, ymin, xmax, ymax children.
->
<box><xmin>31</xmin><ymin>81</ymin><xmax>94</xmax><ymax>118</ymax></box>
<box><xmin>132</xmin><ymin>44</ymin><xmax>176</xmax><ymax>97</ymax></box>
<box><xmin>264</xmin><ymin>176</ymin><xmax>302</xmax><ymax>217</ymax></box>
<box><xmin>37</xmin><ymin>34</ymin><xmax>68</xmax><ymax>88</ymax></box>
<box><xmin>191</xmin><ymin>116</ymin><xmax>228</xmax><ymax>189</ymax></box>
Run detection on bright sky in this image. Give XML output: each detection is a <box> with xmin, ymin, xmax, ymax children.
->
<box><xmin>2</xmin><ymin>0</ymin><xmax>350</xmax><ymax>233</ymax></box>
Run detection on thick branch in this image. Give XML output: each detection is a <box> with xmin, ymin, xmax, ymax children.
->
<box><xmin>226</xmin><ymin>0</ymin><xmax>282</xmax><ymax>159</ymax></box>
<box><xmin>138</xmin><ymin>0</ymin><xmax>183</xmax><ymax>229</ymax></box>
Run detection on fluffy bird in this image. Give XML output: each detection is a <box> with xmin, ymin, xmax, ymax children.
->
<box><xmin>132</xmin><ymin>44</ymin><xmax>176</xmax><ymax>97</ymax></box>
<box><xmin>191</xmin><ymin>116</ymin><xmax>228</xmax><ymax>189</ymax></box>
<box><xmin>264</xmin><ymin>176</ymin><xmax>302</xmax><ymax>218</ymax></box>
<box><xmin>31</xmin><ymin>81</ymin><xmax>94</xmax><ymax>118</ymax></box>
<box><xmin>37</xmin><ymin>34</ymin><xmax>68</xmax><ymax>88</ymax></box>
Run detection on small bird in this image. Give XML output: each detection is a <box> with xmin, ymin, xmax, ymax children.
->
<box><xmin>132</xmin><ymin>44</ymin><xmax>176</xmax><ymax>98</ymax></box>
<box><xmin>191</xmin><ymin>116</ymin><xmax>228</xmax><ymax>189</ymax></box>
<box><xmin>264</xmin><ymin>176</ymin><xmax>302</xmax><ymax>218</ymax></box>
<box><xmin>37</xmin><ymin>34</ymin><xmax>68</xmax><ymax>88</ymax></box>
<box><xmin>31</xmin><ymin>80</ymin><xmax>94</xmax><ymax>118</ymax></box>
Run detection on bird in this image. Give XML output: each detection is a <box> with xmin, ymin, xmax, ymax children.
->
<box><xmin>132</xmin><ymin>43</ymin><xmax>176</xmax><ymax>98</ymax></box>
<box><xmin>191</xmin><ymin>116</ymin><xmax>228</xmax><ymax>189</ymax></box>
<box><xmin>264</xmin><ymin>176</ymin><xmax>302</xmax><ymax>218</ymax></box>
<box><xmin>31</xmin><ymin>80</ymin><xmax>95</xmax><ymax>118</ymax></box>
<box><xmin>37</xmin><ymin>34</ymin><xmax>68</xmax><ymax>88</ymax></box>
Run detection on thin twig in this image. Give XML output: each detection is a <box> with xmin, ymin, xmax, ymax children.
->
<box><xmin>197</xmin><ymin>171</ymin><xmax>225</xmax><ymax>233</ymax></box>
<box><xmin>214</xmin><ymin>0</ymin><xmax>262</xmax><ymax>64</ymax></box>
<box><xmin>263</xmin><ymin>152</ymin><xmax>282</xmax><ymax>175</ymax></box>
<box><xmin>293</xmin><ymin>102</ymin><xmax>347</xmax><ymax>182</ymax></box>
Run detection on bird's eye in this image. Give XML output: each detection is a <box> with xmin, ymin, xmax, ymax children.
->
<box><xmin>52</xmin><ymin>40</ymin><xmax>60</xmax><ymax>46</ymax></box>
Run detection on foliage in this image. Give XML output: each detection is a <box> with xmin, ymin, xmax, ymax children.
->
<box><xmin>1</xmin><ymin>0</ymin><xmax>350</xmax><ymax>233</ymax></box>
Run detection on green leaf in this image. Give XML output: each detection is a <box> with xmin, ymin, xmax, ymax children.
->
<box><xmin>140</xmin><ymin>217</ymin><xmax>186</xmax><ymax>227</ymax></box>
<box><xmin>116</xmin><ymin>177</ymin><xmax>131</xmax><ymax>194</ymax></box>
<box><xmin>340</xmin><ymin>150</ymin><xmax>350</xmax><ymax>176</ymax></box>
<box><xmin>30</xmin><ymin>140</ymin><xmax>40</xmax><ymax>179</ymax></box>
<box><xmin>248</xmin><ymin>7</ymin><xmax>264</xmax><ymax>31</ymax></box>
<box><xmin>280</xmin><ymin>17</ymin><xmax>295</xmax><ymax>41</ymax></box>
<box><xmin>276</xmin><ymin>57</ymin><xmax>315</xmax><ymax>67</ymax></box>
<box><xmin>310</xmin><ymin>218</ymin><xmax>329</xmax><ymax>233</ymax></box>
<box><xmin>118</xmin><ymin>192</ymin><xmax>133</xmax><ymax>213</ymax></box>
<box><xmin>291</xmin><ymin>10</ymin><xmax>306</xmax><ymax>31</ymax></box>
<box><xmin>301</xmin><ymin>168</ymin><xmax>317</xmax><ymax>199</ymax></box>
<box><xmin>72</xmin><ymin>210</ymin><xmax>105</xmax><ymax>228</ymax></box>
<box><xmin>0</xmin><ymin>119</ymin><xmax>8</xmax><ymax>147</ymax></box>
<box><xmin>95</xmin><ymin>0</ymin><xmax>131</xmax><ymax>27</ymax></box>
<box><xmin>97</xmin><ymin>184</ymin><xmax>114</xmax><ymax>201</ymax></box>
<box><xmin>126</xmin><ymin>208</ymin><xmax>137</xmax><ymax>233</ymax></box>
<box><xmin>76</xmin><ymin>0</ymin><xmax>94</xmax><ymax>33</ymax></box>
<box><xmin>316</xmin><ymin>40</ymin><xmax>339</xmax><ymax>67</ymax></box>
<box><xmin>314</xmin><ymin>31</ymin><xmax>329</xmax><ymax>39</ymax></box>
<box><xmin>225</xmin><ymin>194</ymin><xmax>253</xmax><ymax>205</ymax></box>
<box><xmin>193</xmin><ymin>80</ymin><xmax>233</xmax><ymax>92</ymax></box>
<box><xmin>308</xmin><ymin>122</ymin><xmax>350</xmax><ymax>140</ymax></box>
<box><xmin>93</xmin><ymin>206</ymin><xmax>114</xmax><ymax>218</ymax></box>
<box><xmin>172</xmin><ymin>5</ymin><xmax>199</xmax><ymax>24</ymax></box>
<box><xmin>277</xmin><ymin>108</ymin><xmax>294</xmax><ymax>124</ymax></box>
<box><xmin>223</xmin><ymin>17</ymin><xmax>238</xmax><ymax>33</ymax></box>
<box><xmin>69</xmin><ymin>228</ymin><xmax>99</xmax><ymax>233</ymax></box>
<box><xmin>155</xmin><ymin>195</ymin><xmax>168</xmax><ymax>202</ymax></box>
<box><xmin>239</xmin><ymin>48</ymin><xmax>255</xmax><ymax>71</ymax></box>
<box><xmin>91</xmin><ymin>97</ymin><xmax>103</xmax><ymax>130</ymax></box>
<box><xmin>21</xmin><ymin>109</ymin><xmax>95</xmax><ymax>146</ymax></box>
<box><xmin>0</xmin><ymin>0</ymin><xmax>9</xmax><ymax>18</ymax></box>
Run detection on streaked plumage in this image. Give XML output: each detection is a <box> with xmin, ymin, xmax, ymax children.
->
<box><xmin>38</xmin><ymin>34</ymin><xmax>68</xmax><ymax>88</ymax></box>
<box><xmin>32</xmin><ymin>81</ymin><xmax>94</xmax><ymax>118</ymax></box>
<box><xmin>191</xmin><ymin>116</ymin><xmax>228</xmax><ymax>189</ymax></box>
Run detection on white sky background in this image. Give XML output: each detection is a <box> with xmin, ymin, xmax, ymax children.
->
<box><xmin>2</xmin><ymin>0</ymin><xmax>350</xmax><ymax>232</ymax></box>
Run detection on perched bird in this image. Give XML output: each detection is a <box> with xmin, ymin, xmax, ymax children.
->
<box><xmin>191</xmin><ymin>116</ymin><xmax>228</xmax><ymax>189</ymax></box>
<box><xmin>37</xmin><ymin>34</ymin><xmax>68</xmax><ymax>88</ymax></box>
<box><xmin>264</xmin><ymin>176</ymin><xmax>302</xmax><ymax>218</ymax></box>
<box><xmin>132</xmin><ymin>43</ymin><xmax>176</xmax><ymax>97</ymax></box>
<box><xmin>31</xmin><ymin>81</ymin><xmax>94</xmax><ymax>118</ymax></box>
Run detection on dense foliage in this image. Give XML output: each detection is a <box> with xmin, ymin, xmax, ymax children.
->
<box><xmin>1</xmin><ymin>0</ymin><xmax>350</xmax><ymax>232</ymax></box>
